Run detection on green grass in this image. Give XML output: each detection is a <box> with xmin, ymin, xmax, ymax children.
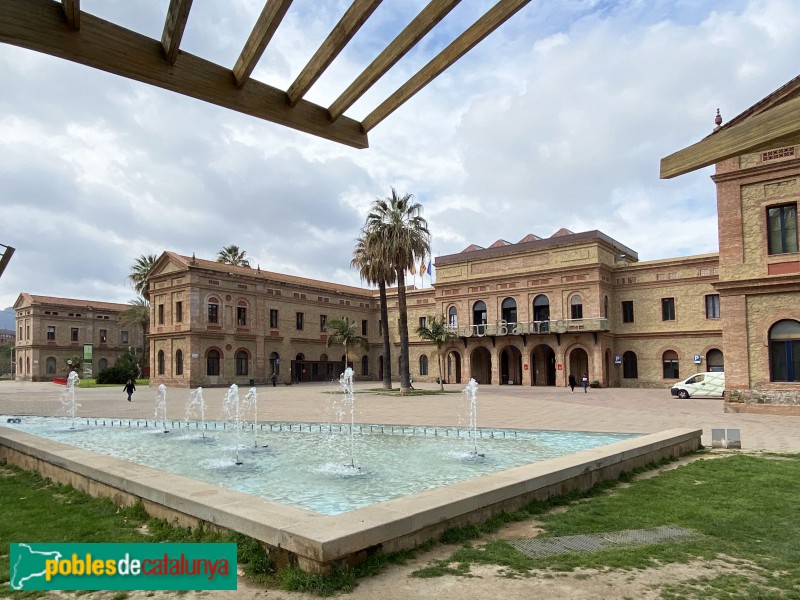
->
<box><xmin>77</xmin><ymin>378</ymin><xmax>149</xmax><ymax>388</ymax></box>
<box><xmin>0</xmin><ymin>462</ymin><xmax>270</xmax><ymax>598</ymax></box>
<box><xmin>364</xmin><ymin>387</ymin><xmax>461</xmax><ymax>396</ymax></box>
<box><xmin>412</xmin><ymin>454</ymin><xmax>800</xmax><ymax>599</ymax></box>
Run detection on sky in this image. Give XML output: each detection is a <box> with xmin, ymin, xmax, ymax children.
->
<box><xmin>2</xmin><ymin>0</ymin><xmax>800</xmax><ymax>310</ymax></box>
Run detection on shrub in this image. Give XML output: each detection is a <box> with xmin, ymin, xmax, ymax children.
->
<box><xmin>97</xmin><ymin>365</ymin><xmax>137</xmax><ymax>384</ymax></box>
<box><xmin>590</xmin><ymin>379</ymin><xmax>601</xmax><ymax>388</ymax></box>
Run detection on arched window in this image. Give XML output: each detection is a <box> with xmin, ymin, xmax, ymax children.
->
<box><xmin>236</xmin><ymin>300</ymin><xmax>248</xmax><ymax>327</ymax></box>
<box><xmin>207</xmin><ymin>296</ymin><xmax>220</xmax><ymax>324</ymax></box>
<box><xmin>706</xmin><ymin>349</ymin><xmax>724</xmax><ymax>372</ymax></box>
<box><xmin>472</xmin><ymin>300</ymin><xmax>487</xmax><ymax>334</ymax></box>
<box><xmin>269</xmin><ymin>352</ymin><xmax>280</xmax><ymax>376</ymax></box>
<box><xmin>501</xmin><ymin>297</ymin><xmax>517</xmax><ymax>323</ymax></box>
<box><xmin>46</xmin><ymin>357</ymin><xmax>57</xmax><ymax>375</ymax></box>
<box><xmin>533</xmin><ymin>294</ymin><xmax>550</xmax><ymax>332</ymax></box>
<box><xmin>419</xmin><ymin>354</ymin><xmax>429</xmax><ymax>376</ymax></box>
<box><xmin>207</xmin><ymin>349</ymin><xmax>220</xmax><ymax>376</ymax></box>
<box><xmin>662</xmin><ymin>350</ymin><xmax>679</xmax><ymax>379</ymax></box>
<box><xmin>26</xmin><ymin>357</ymin><xmax>30</xmax><ymax>373</ymax></box>
<box><xmin>604</xmin><ymin>295</ymin><xmax>609</xmax><ymax>319</ymax></box>
<box><xmin>448</xmin><ymin>305</ymin><xmax>458</xmax><ymax>328</ymax></box>
<box><xmin>769</xmin><ymin>319</ymin><xmax>800</xmax><ymax>381</ymax></box>
<box><xmin>361</xmin><ymin>355</ymin><xmax>369</xmax><ymax>376</ymax></box>
<box><xmin>622</xmin><ymin>351</ymin><xmax>638</xmax><ymax>379</ymax></box>
<box><xmin>320</xmin><ymin>353</ymin><xmax>328</xmax><ymax>362</ymax></box>
<box><xmin>175</xmin><ymin>350</ymin><xmax>183</xmax><ymax>376</ymax></box>
<box><xmin>157</xmin><ymin>350</ymin><xmax>165</xmax><ymax>375</ymax></box>
<box><xmin>236</xmin><ymin>350</ymin><xmax>249</xmax><ymax>376</ymax></box>
<box><xmin>570</xmin><ymin>295</ymin><xmax>583</xmax><ymax>320</ymax></box>
<box><xmin>98</xmin><ymin>358</ymin><xmax>108</xmax><ymax>372</ymax></box>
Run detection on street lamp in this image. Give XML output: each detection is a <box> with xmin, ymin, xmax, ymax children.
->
<box><xmin>67</xmin><ymin>359</ymin><xmax>72</xmax><ymax>374</ymax></box>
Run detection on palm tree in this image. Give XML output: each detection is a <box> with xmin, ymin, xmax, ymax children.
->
<box><xmin>129</xmin><ymin>254</ymin><xmax>158</xmax><ymax>300</ymax></box>
<box><xmin>416</xmin><ymin>314</ymin><xmax>455</xmax><ymax>391</ymax></box>
<box><xmin>217</xmin><ymin>245</ymin><xmax>251</xmax><ymax>267</ymax></box>
<box><xmin>365</xmin><ymin>188</ymin><xmax>430</xmax><ymax>395</ymax></box>
<box><xmin>351</xmin><ymin>232</ymin><xmax>396</xmax><ymax>389</ymax></box>
<box><xmin>326</xmin><ymin>317</ymin><xmax>369</xmax><ymax>372</ymax></box>
<box><xmin>120</xmin><ymin>297</ymin><xmax>150</xmax><ymax>372</ymax></box>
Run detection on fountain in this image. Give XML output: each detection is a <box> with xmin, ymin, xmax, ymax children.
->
<box><xmin>242</xmin><ymin>386</ymin><xmax>265</xmax><ymax>448</ymax></box>
<box><xmin>221</xmin><ymin>384</ymin><xmax>246</xmax><ymax>465</ymax></box>
<box><xmin>462</xmin><ymin>378</ymin><xmax>484</xmax><ymax>458</ymax></box>
<box><xmin>59</xmin><ymin>371</ymin><xmax>81</xmax><ymax>429</ymax></box>
<box><xmin>338</xmin><ymin>367</ymin><xmax>358</xmax><ymax>470</ymax></box>
<box><xmin>0</xmin><ymin>381</ymin><xmax>698</xmax><ymax>573</ymax></box>
<box><xmin>185</xmin><ymin>387</ymin><xmax>207</xmax><ymax>438</ymax></box>
<box><xmin>154</xmin><ymin>384</ymin><xmax>169</xmax><ymax>433</ymax></box>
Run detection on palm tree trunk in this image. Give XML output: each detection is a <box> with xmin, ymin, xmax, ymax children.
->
<box><xmin>438</xmin><ymin>353</ymin><xmax>444</xmax><ymax>391</ymax></box>
<box><xmin>379</xmin><ymin>281</ymin><xmax>392</xmax><ymax>389</ymax></box>
<box><xmin>396</xmin><ymin>268</ymin><xmax>411</xmax><ymax>395</ymax></box>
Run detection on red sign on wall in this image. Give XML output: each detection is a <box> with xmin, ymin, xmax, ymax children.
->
<box><xmin>557</xmin><ymin>363</ymin><xmax>563</xmax><ymax>370</ymax></box>
<box><xmin>523</xmin><ymin>364</ymin><xmax>529</xmax><ymax>370</ymax></box>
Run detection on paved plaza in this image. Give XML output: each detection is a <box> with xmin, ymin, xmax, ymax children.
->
<box><xmin>1</xmin><ymin>379</ymin><xmax>798</xmax><ymax>452</ymax></box>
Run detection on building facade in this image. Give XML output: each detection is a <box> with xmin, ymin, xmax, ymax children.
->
<box><xmin>145</xmin><ymin>253</ymin><xmax>380</xmax><ymax>388</ymax></box>
<box><xmin>13</xmin><ymin>294</ymin><xmax>144</xmax><ymax>381</ymax></box>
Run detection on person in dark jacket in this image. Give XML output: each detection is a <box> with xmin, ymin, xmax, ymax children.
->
<box><xmin>568</xmin><ymin>374</ymin><xmax>576</xmax><ymax>393</ymax></box>
<box><xmin>124</xmin><ymin>379</ymin><xmax>136</xmax><ymax>402</ymax></box>
<box><xmin>581</xmin><ymin>373</ymin><xmax>589</xmax><ymax>393</ymax></box>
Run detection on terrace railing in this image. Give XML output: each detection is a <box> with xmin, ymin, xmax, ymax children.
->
<box><xmin>448</xmin><ymin>318</ymin><xmax>610</xmax><ymax>338</ymax></box>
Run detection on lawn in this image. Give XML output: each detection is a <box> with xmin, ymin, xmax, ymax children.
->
<box><xmin>413</xmin><ymin>453</ymin><xmax>800</xmax><ymax>599</ymax></box>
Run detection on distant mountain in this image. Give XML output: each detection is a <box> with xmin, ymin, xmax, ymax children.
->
<box><xmin>0</xmin><ymin>307</ymin><xmax>15</xmax><ymax>330</ymax></box>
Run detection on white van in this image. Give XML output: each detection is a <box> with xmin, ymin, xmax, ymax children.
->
<box><xmin>670</xmin><ymin>372</ymin><xmax>725</xmax><ymax>399</ymax></box>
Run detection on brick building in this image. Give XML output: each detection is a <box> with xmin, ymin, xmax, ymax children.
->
<box><xmin>13</xmin><ymin>294</ymin><xmax>144</xmax><ymax>381</ymax></box>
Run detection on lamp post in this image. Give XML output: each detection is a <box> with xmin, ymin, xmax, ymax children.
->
<box><xmin>67</xmin><ymin>359</ymin><xmax>72</xmax><ymax>374</ymax></box>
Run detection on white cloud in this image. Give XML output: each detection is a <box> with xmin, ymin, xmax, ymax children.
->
<box><xmin>1</xmin><ymin>0</ymin><xmax>800</xmax><ymax>308</ymax></box>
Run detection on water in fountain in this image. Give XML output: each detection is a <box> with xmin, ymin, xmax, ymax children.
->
<box><xmin>154</xmin><ymin>384</ymin><xmax>169</xmax><ymax>433</ymax></box>
<box><xmin>242</xmin><ymin>386</ymin><xmax>265</xmax><ymax>448</ymax></box>
<box><xmin>185</xmin><ymin>387</ymin><xmax>207</xmax><ymax>438</ymax></box>
<box><xmin>221</xmin><ymin>384</ymin><xmax>245</xmax><ymax>465</ymax></box>
<box><xmin>59</xmin><ymin>371</ymin><xmax>81</xmax><ymax>429</ymax></box>
<box><xmin>339</xmin><ymin>367</ymin><xmax>358</xmax><ymax>470</ymax></box>
<box><xmin>462</xmin><ymin>378</ymin><xmax>484</xmax><ymax>459</ymax></box>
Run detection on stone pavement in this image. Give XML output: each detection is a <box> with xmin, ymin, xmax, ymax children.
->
<box><xmin>1</xmin><ymin>379</ymin><xmax>798</xmax><ymax>452</ymax></box>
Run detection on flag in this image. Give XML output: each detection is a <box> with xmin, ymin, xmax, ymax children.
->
<box><xmin>419</xmin><ymin>258</ymin><xmax>426</xmax><ymax>277</ymax></box>
<box><xmin>409</xmin><ymin>261</ymin><xmax>416</xmax><ymax>275</ymax></box>
<box><xmin>426</xmin><ymin>261</ymin><xmax>432</xmax><ymax>276</ymax></box>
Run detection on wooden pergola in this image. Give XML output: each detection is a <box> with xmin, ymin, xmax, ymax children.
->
<box><xmin>660</xmin><ymin>75</ymin><xmax>800</xmax><ymax>179</ymax></box>
<box><xmin>1</xmin><ymin>0</ymin><xmax>532</xmax><ymax>149</ymax></box>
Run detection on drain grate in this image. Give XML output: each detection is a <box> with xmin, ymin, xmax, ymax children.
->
<box><xmin>508</xmin><ymin>525</ymin><xmax>697</xmax><ymax>558</ymax></box>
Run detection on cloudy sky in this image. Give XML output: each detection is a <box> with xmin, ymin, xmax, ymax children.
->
<box><xmin>2</xmin><ymin>0</ymin><xmax>800</xmax><ymax>310</ymax></box>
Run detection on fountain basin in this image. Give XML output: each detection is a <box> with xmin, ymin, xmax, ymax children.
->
<box><xmin>0</xmin><ymin>424</ymin><xmax>701</xmax><ymax>573</ymax></box>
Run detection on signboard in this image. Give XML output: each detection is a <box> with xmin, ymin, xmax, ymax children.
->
<box><xmin>83</xmin><ymin>344</ymin><xmax>93</xmax><ymax>378</ymax></box>
<box><xmin>523</xmin><ymin>364</ymin><xmax>529</xmax><ymax>370</ymax></box>
<box><xmin>557</xmin><ymin>363</ymin><xmax>562</xmax><ymax>371</ymax></box>
<box><xmin>614</xmin><ymin>355</ymin><xmax>622</xmax><ymax>364</ymax></box>
<box><xmin>83</xmin><ymin>344</ymin><xmax>93</xmax><ymax>361</ymax></box>
<box><xmin>693</xmin><ymin>355</ymin><xmax>702</xmax><ymax>364</ymax></box>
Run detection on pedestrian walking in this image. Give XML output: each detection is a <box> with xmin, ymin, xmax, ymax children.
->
<box><xmin>271</xmin><ymin>373</ymin><xmax>277</xmax><ymax>387</ymax></box>
<box><xmin>123</xmin><ymin>379</ymin><xmax>136</xmax><ymax>402</ymax></box>
<box><xmin>581</xmin><ymin>373</ymin><xmax>589</xmax><ymax>394</ymax></box>
<box><xmin>568</xmin><ymin>374</ymin><xmax>576</xmax><ymax>393</ymax></box>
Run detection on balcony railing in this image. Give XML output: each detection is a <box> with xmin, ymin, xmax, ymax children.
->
<box><xmin>448</xmin><ymin>318</ymin><xmax>610</xmax><ymax>338</ymax></box>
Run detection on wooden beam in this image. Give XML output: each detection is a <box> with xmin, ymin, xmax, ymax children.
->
<box><xmin>61</xmin><ymin>0</ymin><xmax>79</xmax><ymax>31</ymax></box>
<box><xmin>328</xmin><ymin>0</ymin><xmax>461</xmax><ymax>121</ymax></box>
<box><xmin>232</xmin><ymin>0</ymin><xmax>293</xmax><ymax>88</ymax></box>
<box><xmin>362</xmin><ymin>0</ymin><xmax>531</xmax><ymax>132</ymax></box>
<box><xmin>286</xmin><ymin>0</ymin><xmax>382</xmax><ymax>107</ymax></box>
<box><xmin>0</xmin><ymin>0</ymin><xmax>368</xmax><ymax>148</ymax></box>
<box><xmin>660</xmin><ymin>96</ymin><xmax>800</xmax><ymax>179</ymax></box>
<box><xmin>161</xmin><ymin>0</ymin><xmax>193</xmax><ymax>65</ymax></box>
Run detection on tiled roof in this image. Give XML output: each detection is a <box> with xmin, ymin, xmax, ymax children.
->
<box><xmin>517</xmin><ymin>233</ymin><xmax>542</xmax><ymax>243</ymax></box>
<box><xmin>161</xmin><ymin>252</ymin><xmax>373</xmax><ymax>297</ymax></box>
<box><xmin>488</xmin><ymin>239</ymin><xmax>512</xmax><ymax>248</ymax></box>
<box><xmin>14</xmin><ymin>293</ymin><xmax>131</xmax><ymax>312</ymax></box>
<box><xmin>460</xmin><ymin>244</ymin><xmax>485</xmax><ymax>253</ymax></box>
<box><xmin>550</xmin><ymin>228</ymin><xmax>574</xmax><ymax>238</ymax></box>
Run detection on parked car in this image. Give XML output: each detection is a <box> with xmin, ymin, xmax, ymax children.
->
<box><xmin>670</xmin><ymin>372</ymin><xmax>725</xmax><ymax>399</ymax></box>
